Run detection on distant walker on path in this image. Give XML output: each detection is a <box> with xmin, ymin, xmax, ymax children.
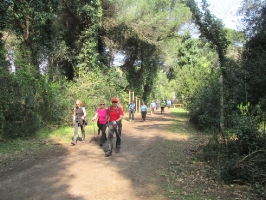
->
<box><xmin>161</xmin><ymin>100</ymin><xmax>166</xmax><ymax>114</ymax></box>
<box><xmin>128</xmin><ymin>100</ymin><xmax>135</xmax><ymax>121</ymax></box>
<box><xmin>140</xmin><ymin>102</ymin><xmax>147</xmax><ymax>122</ymax></box>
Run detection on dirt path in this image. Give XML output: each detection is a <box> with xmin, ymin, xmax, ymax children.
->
<box><xmin>0</xmin><ymin>109</ymin><xmax>254</xmax><ymax>200</ymax></box>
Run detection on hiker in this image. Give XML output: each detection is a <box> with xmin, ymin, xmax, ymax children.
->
<box><xmin>161</xmin><ymin>100</ymin><xmax>166</xmax><ymax>114</ymax></box>
<box><xmin>140</xmin><ymin>102</ymin><xmax>148</xmax><ymax>122</ymax></box>
<box><xmin>155</xmin><ymin>99</ymin><xmax>160</xmax><ymax>110</ymax></box>
<box><xmin>92</xmin><ymin>101</ymin><xmax>108</xmax><ymax>146</ymax></box>
<box><xmin>167</xmin><ymin>99</ymin><xmax>172</xmax><ymax>109</ymax></box>
<box><xmin>150</xmin><ymin>101</ymin><xmax>156</xmax><ymax>115</ymax></box>
<box><xmin>105</xmin><ymin>97</ymin><xmax>124</xmax><ymax>157</ymax></box>
<box><xmin>71</xmin><ymin>99</ymin><xmax>86</xmax><ymax>145</ymax></box>
<box><xmin>128</xmin><ymin>100</ymin><xmax>135</xmax><ymax>121</ymax></box>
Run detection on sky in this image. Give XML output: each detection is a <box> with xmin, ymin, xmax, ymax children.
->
<box><xmin>205</xmin><ymin>0</ymin><xmax>242</xmax><ymax>30</ymax></box>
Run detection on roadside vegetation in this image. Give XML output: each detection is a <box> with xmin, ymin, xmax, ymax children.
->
<box><xmin>0</xmin><ymin>0</ymin><xmax>265</xmax><ymax>198</ymax></box>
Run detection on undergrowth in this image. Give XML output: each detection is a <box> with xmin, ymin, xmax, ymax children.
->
<box><xmin>0</xmin><ymin>124</ymin><xmax>96</xmax><ymax>167</ymax></box>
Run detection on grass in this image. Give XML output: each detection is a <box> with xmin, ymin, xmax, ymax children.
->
<box><xmin>156</xmin><ymin>108</ymin><xmax>254</xmax><ymax>200</ymax></box>
<box><xmin>0</xmin><ymin>123</ymin><xmax>97</xmax><ymax>167</ymax></box>
<box><xmin>0</xmin><ymin>108</ymin><xmax>255</xmax><ymax>199</ymax></box>
<box><xmin>167</xmin><ymin>108</ymin><xmax>197</xmax><ymax>136</ymax></box>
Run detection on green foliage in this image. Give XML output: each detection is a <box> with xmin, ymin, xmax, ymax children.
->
<box><xmin>241</xmin><ymin>26</ymin><xmax>266</xmax><ymax>105</ymax></box>
<box><xmin>58</xmin><ymin>67</ymin><xmax>128</xmax><ymax>123</ymax></box>
<box><xmin>116</xmin><ymin>0</ymin><xmax>191</xmax><ymax>43</ymax></box>
<box><xmin>187</xmin><ymin>82</ymin><xmax>220</xmax><ymax>131</ymax></box>
<box><xmin>238</xmin><ymin>0</ymin><xmax>266</xmax><ymax>39</ymax></box>
<box><xmin>76</xmin><ymin>0</ymin><xmax>103</xmax><ymax>72</ymax></box>
<box><xmin>101</xmin><ymin>0</ymin><xmax>191</xmax><ymax>101</ymax></box>
<box><xmin>6</xmin><ymin>0</ymin><xmax>60</xmax><ymax>67</ymax></box>
<box><xmin>186</xmin><ymin>0</ymin><xmax>230</xmax><ymax>61</ymax></box>
<box><xmin>0</xmin><ymin>0</ymin><xmax>10</xmax><ymax>32</ymax></box>
<box><xmin>225</xmin><ymin>28</ymin><xmax>246</xmax><ymax>46</ymax></box>
<box><xmin>1</xmin><ymin>65</ymin><xmax>44</xmax><ymax>139</ymax></box>
<box><xmin>0</xmin><ymin>51</ymin><xmax>10</xmax><ymax>137</ymax></box>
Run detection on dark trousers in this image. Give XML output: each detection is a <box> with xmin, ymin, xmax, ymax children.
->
<box><xmin>107</xmin><ymin>121</ymin><xmax>122</xmax><ymax>153</ymax></box>
<box><xmin>129</xmin><ymin>110</ymin><xmax>134</xmax><ymax>120</ymax></box>
<box><xmin>98</xmin><ymin>123</ymin><xmax>107</xmax><ymax>144</ymax></box>
<box><xmin>141</xmin><ymin>111</ymin><xmax>147</xmax><ymax>121</ymax></box>
<box><xmin>161</xmin><ymin>107</ymin><xmax>165</xmax><ymax>113</ymax></box>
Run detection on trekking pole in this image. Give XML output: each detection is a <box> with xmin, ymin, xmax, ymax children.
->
<box><xmin>93</xmin><ymin>120</ymin><xmax>96</xmax><ymax>142</ymax></box>
<box><xmin>89</xmin><ymin>120</ymin><xmax>97</xmax><ymax>143</ymax></box>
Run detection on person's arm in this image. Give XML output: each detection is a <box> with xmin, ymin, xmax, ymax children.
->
<box><xmin>105</xmin><ymin>109</ymin><xmax>109</xmax><ymax>123</ymax></box>
<box><xmin>117</xmin><ymin>115</ymin><xmax>123</xmax><ymax>122</ymax></box>
<box><xmin>92</xmin><ymin>112</ymin><xmax>98</xmax><ymax>121</ymax></box>
<box><xmin>116</xmin><ymin>114</ymin><xmax>123</xmax><ymax>122</ymax></box>
<box><xmin>81</xmin><ymin>107</ymin><xmax>86</xmax><ymax>119</ymax></box>
<box><xmin>72</xmin><ymin>108</ymin><xmax>76</xmax><ymax>125</ymax></box>
<box><xmin>116</xmin><ymin>108</ymin><xmax>124</xmax><ymax>122</ymax></box>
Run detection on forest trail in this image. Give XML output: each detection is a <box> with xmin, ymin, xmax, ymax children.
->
<box><xmin>0</xmin><ymin>108</ymin><xmax>254</xmax><ymax>200</ymax></box>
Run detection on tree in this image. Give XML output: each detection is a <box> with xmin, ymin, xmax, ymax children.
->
<box><xmin>186</xmin><ymin>0</ymin><xmax>230</xmax><ymax>140</ymax></box>
<box><xmin>239</xmin><ymin>1</ymin><xmax>266</xmax><ymax>106</ymax></box>
<box><xmin>101</xmin><ymin>0</ymin><xmax>191</xmax><ymax>99</ymax></box>
<box><xmin>7</xmin><ymin>0</ymin><xmax>60</xmax><ymax>71</ymax></box>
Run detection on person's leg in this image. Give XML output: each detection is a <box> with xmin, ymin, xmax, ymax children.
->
<box><xmin>128</xmin><ymin>111</ymin><xmax>131</xmax><ymax>121</ymax></box>
<box><xmin>81</xmin><ymin>123</ymin><xmax>85</xmax><ymax>142</ymax></box>
<box><xmin>100</xmin><ymin>124</ymin><xmax>106</xmax><ymax>146</ymax></box>
<box><xmin>97</xmin><ymin>119</ymin><xmax>101</xmax><ymax>135</ymax></box>
<box><xmin>72</xmin><ymin>121</ymin><xmax>79</xmax><ymax>144</ymax></box>
<box><xmin>143</xmin><ymin>111</ymin><xmax>147</xmax><ymax>121</ymax></box>
<box><xmin>132</xmin><ymin>111</ymin><xmax>134</xmax><ymax>120</ymax></box>
<box><xmin>115</xmin><ymin>121</ymin><xmax>122</xmax><ymax>152</ymax></box>
<box><xmin>106</xmin><ymin>123</ymin><xmax>114</xmax><ymax>156</ymax></box>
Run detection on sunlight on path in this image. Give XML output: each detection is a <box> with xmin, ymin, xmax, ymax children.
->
<box><xmin>0</xmin><ymin>108</ymin><xmax>253</xmax><ymax>199</ymax></box>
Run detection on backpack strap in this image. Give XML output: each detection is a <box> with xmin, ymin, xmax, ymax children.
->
<box><xmin>108</xmin><ymin>106</ymin><xmax>120</xmax><ymax>116</ymax></box>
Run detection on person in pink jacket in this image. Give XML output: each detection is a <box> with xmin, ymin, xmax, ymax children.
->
<box><xmin>92</xmin><ymin>101</ymin><xmax>108</xmax><ymax>146</ymax></box>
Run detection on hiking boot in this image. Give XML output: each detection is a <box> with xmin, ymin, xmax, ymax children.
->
<box><xmin>105</xmin><ymin>151</ymin><xmax>112</xmax><ymax>157</ymax></box>
<box><xmin>71</xmin><ymin>141</ymin><xmax>76</xmax><ymax>145</ymax></box>
<box><xmin>115</xmin><ymin>148</ymin><xmax>120</xmax><ymax>153</ymax></box>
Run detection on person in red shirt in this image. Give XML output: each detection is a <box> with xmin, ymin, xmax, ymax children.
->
<box><xmin>105</xmin><ymin>97</ymin><xmax>124</xmax><ymax>157</ymax></box>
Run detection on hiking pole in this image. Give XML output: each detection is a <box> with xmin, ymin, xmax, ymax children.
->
<box><xmin>89</xmin><ymin>120</ymin><xmax>96</xmax><ymax>143</ymax></box>
<box><xmin>93</xmin><ymin>120</ymin><xmax>96</xmax><ymax>143</ymax></box>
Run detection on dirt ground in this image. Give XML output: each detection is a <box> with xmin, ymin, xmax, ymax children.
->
<box><xmin>0</xmin><ymin>109</ymin><xmax>256</xmax><ymax>200</ymax></box>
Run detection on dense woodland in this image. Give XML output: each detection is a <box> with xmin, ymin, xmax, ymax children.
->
<box><xmin>0</xmin><ymin>0</ymin><xmax>265</xmax><ymax>197</ymax></box>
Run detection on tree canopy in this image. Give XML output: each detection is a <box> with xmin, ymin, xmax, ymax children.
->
<box><xmin>1</xmin><ymin>0</ymin><xmax>266</xmax><ymax>197</ymax></box>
